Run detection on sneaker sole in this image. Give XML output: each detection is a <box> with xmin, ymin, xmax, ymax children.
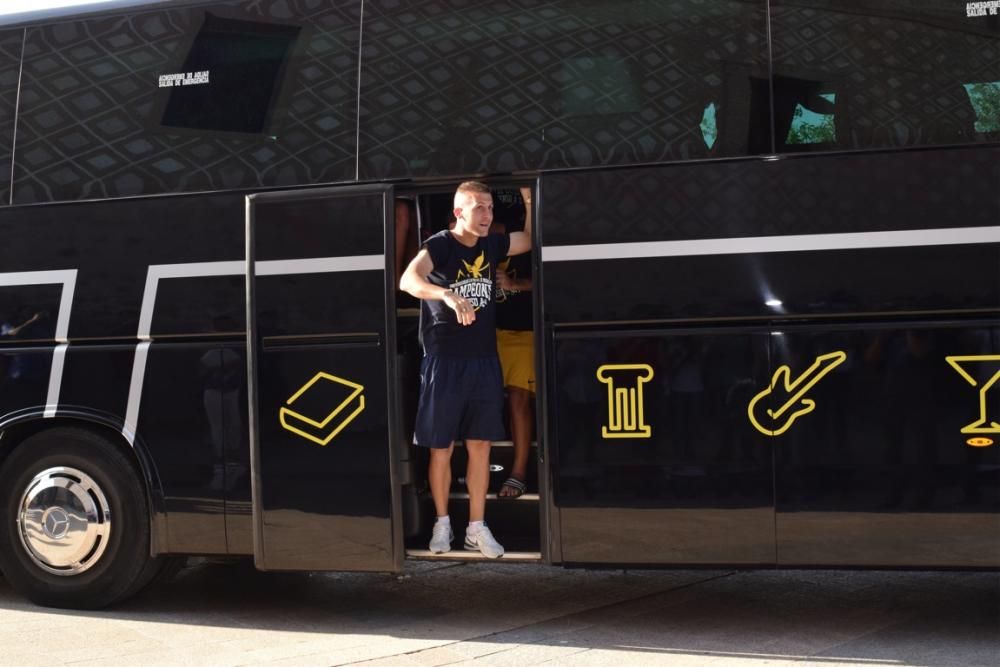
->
<box><xmin>464</xmin><ymin>539</ymin><xmax>504</xmax><ymax>558</ymax></box>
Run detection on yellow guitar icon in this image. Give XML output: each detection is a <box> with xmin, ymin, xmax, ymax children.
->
<box><xmin>748</xmin><ymin>351</ymin><xmax>847</xmax><ymax>436</ymax></box>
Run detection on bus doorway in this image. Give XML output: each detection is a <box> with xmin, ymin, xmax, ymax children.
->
<box><xmin>245</xmin><ymin>186</ymin><xmax>402</xmax><ymax>572</ymax></box>
<box><xmin>396</xmin><ymin>184</ymin><xmax>544</xmax><ymax>562</ymax></box>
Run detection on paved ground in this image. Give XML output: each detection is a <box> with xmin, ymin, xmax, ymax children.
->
<box><xmin>0</xmin><ymin>560</ymin><xmax>997</xmax><ymax>666</ymax></box>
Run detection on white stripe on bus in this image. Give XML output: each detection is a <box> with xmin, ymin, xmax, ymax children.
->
<box><xmin>0</xmin><ymin>269</ymin><xmax>77</xmax><ymax>419</ymax></box>
<box><xmin>123</xmin><ymin>255</ymin><xmax>384</xmax><ymax>445</ymax></box>
<box><xmin>43</xmin><ymin>343</ymin><xmax>68</xmax><ymax>418</ymax></box>
<box><xmin>257</xmin><ymin>255</ymin><xmax>383</xmax><ymax>275</ymax></box>
<box><xmin>137</xmin><ymin>261</ymin><xmax>245</xmax><ymax>340</ymax></box>
<box><xmin>541</xmin><ymin>226</ymin><xmax>1000</xmax><ymax>262</ymax></box>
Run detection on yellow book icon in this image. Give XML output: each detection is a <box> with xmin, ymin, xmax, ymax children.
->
<box><xmin>279</xmin><ymin>372</ymin><xmax>365</xmax><ymax>446</ymax></box>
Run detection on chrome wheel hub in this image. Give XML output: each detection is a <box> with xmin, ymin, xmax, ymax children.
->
<box><xmin>17</xmin><ymin>466</ymin><xmax>111</xmax><ymax>576</ymax></box>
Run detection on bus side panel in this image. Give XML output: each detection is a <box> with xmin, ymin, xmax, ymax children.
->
<box><xmin>773</xmin><ymin>323</ymin><xmax>1000</xmax><ymax>567</ymax></box>
<box><xmin>541</xmin><ymin>148</ymin><xmax>999</xmax><ymax>329</ymax></box>
<box><xmin>551</xmin><ymin>329</ymin><xmax>775</xmax><ymax>565</ymax></box>
<box><xmin>540</xmin><ymin>150</ymin><xmax>1000</xmax><ymax>567</ymax></box>
<box><xmin>543</xmin><ymin>246</ymin><xmax>1000</xmax><ymax>327</ymax></box>
<box><xmin>0</xmin><ymin>193</ymin><xmax>248</xmax><ymax>555</ymax></box>
<box><xmin>0</xmin><ymin>348</ymin><xmax>50</xmax><ymax>415</ymax></box>
<box><xmin>541</xmin><ymin>147</ymin><xmax>1000</xmax><ymax>250</ymax></box>
<box><xmin>0</xmin><ymin>28</ymin><xmax>21</xmax><ymax>207</ymax></box>
<box><xmin>57</xmin><ymin>343</ymin><xmax>230</xmax><ymax>554</ymax></box>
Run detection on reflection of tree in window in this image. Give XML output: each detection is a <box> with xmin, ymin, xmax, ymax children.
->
<box><xmin>786</xmin><ymin>93</ymin><xmax>836</xmax><ymax>145</ymax></box>
<box><xmin>772</xmin><ymin>75</ymin><xmax>838</xmax><ymax>149</ymax></box>
<box><xmin>963</xmin><ymin>83</ymin><xmax>1000</xmax><ymax>133</ymax></box>
<box><xmin>700</xmin><ymin>102</ymin><xmax>718</xmax><ymax>149</ymax></box>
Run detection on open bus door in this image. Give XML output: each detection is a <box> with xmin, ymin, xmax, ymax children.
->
<box><xmin>245</xmin><ymin>186</ymin><xmax>401</xmax><ymax>571</ymax></box>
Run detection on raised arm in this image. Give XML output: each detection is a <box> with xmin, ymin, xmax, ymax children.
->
<box><xmin>507</xmin><ymin>186</ymin><xmax>533</xmax><ymax>256</ymax></box>
<box><xmin>399</xmin><ymin>248</ymin><xmax>477</xmax><ymax>325</ymax></box>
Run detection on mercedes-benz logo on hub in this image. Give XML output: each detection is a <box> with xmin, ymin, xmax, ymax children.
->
<box><xmin>42</xmin><ymin>507</ymin><xmax>71</xmax><ymax>540</ymax></box>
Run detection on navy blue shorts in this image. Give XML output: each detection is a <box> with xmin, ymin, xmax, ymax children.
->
<box><xmin>415</xmin><ymin>355</ymin><xmax>505</xmax><ymax>448</ymax></box>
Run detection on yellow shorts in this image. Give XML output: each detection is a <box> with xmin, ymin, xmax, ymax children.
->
<box><xmin>496</xmin><ymin>329</ymin><xmax>535</xmax><ymax>392</ymax></box>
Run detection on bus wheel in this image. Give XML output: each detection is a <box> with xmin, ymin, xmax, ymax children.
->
<box><xmin>0</xmin><ymin>427</ymin><xmax>162</xmax><ymax>609</ymax></box>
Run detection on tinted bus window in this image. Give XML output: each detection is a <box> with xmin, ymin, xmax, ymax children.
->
<box><xmin>0</xmin><ymin>29</ymin><xmax>21</xmax><ymax>206</ymax></box>
<box><xmin>359</xmin><ymin>0</ymin><xmax>769</xmax><ymax>179</ymax></box>
<box><xmin>157</xmin><ymin>12</ymin><xmax>302</xmax><ymax>135</ymax></box>
<box><xmin>771</xmin><ymin>1</ymin><xmax>1000</xmax><ymax>152</ymax></box>
<box><xmin>12</xmin><ymin>1</ymin><xmax>360</xmax><ymax>205</ymax></box>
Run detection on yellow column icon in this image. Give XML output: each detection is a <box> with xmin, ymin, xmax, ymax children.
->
<box><xmin>596</xmin><ymin>364</ymin><xmax>654</xmax><ymax>439</ymax></box>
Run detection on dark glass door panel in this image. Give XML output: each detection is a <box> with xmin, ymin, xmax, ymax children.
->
<box><xmin>772</xmin><ymin>324</ymin><xmax>1000</xmax><ymax>567</ymax></box>
<box><xmin>247</xmin><ymin>186</ymin><xmax>398</xmax><ymax>571</ymax></box>
<box><xmin>550</xmin><ymin>329</ymin><xmax>774</xmax><ymax>565</ymax></box>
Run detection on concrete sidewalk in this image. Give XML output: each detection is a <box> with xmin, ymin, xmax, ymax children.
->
<box><xmin>0</xmin><ymin>561</ymin><xmax>997</xmax><ymax>666</ymax></box>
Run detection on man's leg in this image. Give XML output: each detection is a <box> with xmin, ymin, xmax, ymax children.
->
<box><xmin>428</xmin><ymin>443</ymin><xmax>454</xmax><ymax>518</ymax></box>
<box><xmin>465</xmin><ymin>439</ymin><xmax>490</xmax><ymax>522</ymax></box>
<box><xmin>427</xmin><ymin>443</ymin><xmax>455</xmax><ymax>553</ymax></box>
<box><xmin>500</xmin><ymin>386</ymin><xmax>533</xmax><ymax>497</ymax></box>
<box><xmin>464</xmin><ymin>438</ymin><xmax>503</xmax><ymax>557</ymax></box>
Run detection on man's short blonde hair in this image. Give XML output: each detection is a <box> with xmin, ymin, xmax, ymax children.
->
<box><xmin>455</xmin><ymin>180</ymin><xmax>491</xmax><ymax>196</ymax></box>
<box><xmin>454</xmin><ymin>181</ymin><xmax>491</xmax><ymax>208</ymax></box>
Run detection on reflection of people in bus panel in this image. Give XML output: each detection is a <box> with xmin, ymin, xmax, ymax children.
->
<box><xmin>1</xmin><ymin>309</ymin><xmax>47</xmax><ymax>383</ymax></box>
<box><xmin>199</xmin><ymin>317</ymin><xmax>242</xmax><ymax>490</ymax></box>
<box><xmin>399</xmin><ymin>181</ymin><xmax>532</xmax><ymax>558</ymax></box>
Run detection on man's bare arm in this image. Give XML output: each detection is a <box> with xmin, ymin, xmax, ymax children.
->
<box><xmin>400</xmin><ymin>248</ymin><xmax>477</xmax><ymax>326</ymax></box>
<box><xmin>496</xmin><ymin>270</ymin><xmax>532</xmax><ymax>293</ymax></box>
<box><xmin>508</xmin><ymin>186</ymin><xmax>533</xmax><ymax>256</ymax></box>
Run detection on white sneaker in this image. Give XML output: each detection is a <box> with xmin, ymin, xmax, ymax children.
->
<box><xmin>464</xmin><ymin>524</ymin><xmax>504</xmax><ymax>558</ymax></box>
<box><xmin>429</xmin><ymin>522</ymin><xmax>453</xmax><ymax>553</ymax></box>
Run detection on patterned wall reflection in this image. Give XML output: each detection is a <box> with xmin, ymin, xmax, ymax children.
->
<box><xmin>359</xmin><ymin>0</ymin><xmax>769</xmax><ymax>178</ymax></box>
<box><xmin>12</xmin><ymin>1</ymin><xmax>360</xmax><ymax>204</ymax></box>
<box><xmin>771</xmin><ymin>1</ymin><xmax>1000</xmax><ymax>152</ymax></box>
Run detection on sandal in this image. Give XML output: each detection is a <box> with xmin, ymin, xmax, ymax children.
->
<box><xmin>498</xmin><ymin>477</ymin><xmax>526</xmax><ymax>499</ymax></box>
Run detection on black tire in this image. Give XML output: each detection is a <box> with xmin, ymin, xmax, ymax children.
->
<box><xmin>0</xmin><ymin>427</ymin><xmax>163</xmax><ymax>609</ymax></box>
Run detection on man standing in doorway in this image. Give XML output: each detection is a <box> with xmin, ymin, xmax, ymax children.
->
<box><xmin>400</xmin><ymin>181</ymin><xmax>532</xmax><ymax>557</ymax></box>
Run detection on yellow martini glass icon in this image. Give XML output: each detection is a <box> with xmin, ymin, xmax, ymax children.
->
<box><xmin>945</xmin><ymin>355</ymin><xmax>1000</xmax><ymax>447</ymax></box>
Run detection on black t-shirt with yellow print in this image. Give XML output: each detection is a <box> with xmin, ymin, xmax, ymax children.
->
<box><xmin>421</xmin><ymin>230</ymin><xmax>511</xmax><ymax>358</ymax></box>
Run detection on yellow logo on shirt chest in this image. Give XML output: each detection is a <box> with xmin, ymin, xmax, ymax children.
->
<box><xmin>457</xmin><ymin>252</ymin><xmax>490</xmax><ymax>280</ymax></box>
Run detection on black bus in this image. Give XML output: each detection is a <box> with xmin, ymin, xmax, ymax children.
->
<box><xmin>0</xmin><ymin>0</ymin><xmax>997</xmax><ymax>609</ymax></box>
